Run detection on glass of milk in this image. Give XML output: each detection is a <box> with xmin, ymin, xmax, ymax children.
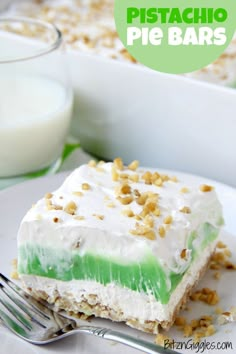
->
<box><xmin>0</xmin><ymin>17</ymin><xmax>73</xmax><ymax>177</ymax></box>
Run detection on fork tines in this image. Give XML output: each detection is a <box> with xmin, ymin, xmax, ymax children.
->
<box><xmin>0</xmin><ymin>273</ymin><xmax>61</xmax><ymax>339</ymax></box>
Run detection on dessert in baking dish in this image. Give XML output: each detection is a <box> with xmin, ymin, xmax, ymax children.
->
<box><xmin>9</xmin><ymin>0</ymin><xmax>236</xmax><ymax>85</ymax></box>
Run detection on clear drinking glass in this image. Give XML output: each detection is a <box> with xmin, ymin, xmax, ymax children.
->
<box><xmin>0</xmin><ymin>17</ymin><xmax>73</xmax><ymax>178</ymax></box>
<box><xmin>0</xmin><ymin>1</ymin><xmax>11</xmax><ymax>12</ymax></box>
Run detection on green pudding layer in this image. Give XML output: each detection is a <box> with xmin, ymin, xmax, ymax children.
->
<box><xmin>18</xmin><ymin>223</ymin><xmax>219</xmax><ymax>304</ymax></box>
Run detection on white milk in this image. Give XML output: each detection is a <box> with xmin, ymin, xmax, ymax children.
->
<box><xmin>0</xmin><ymin>74</ymin><xmax>73</xmax><ymax>177</ymax></box>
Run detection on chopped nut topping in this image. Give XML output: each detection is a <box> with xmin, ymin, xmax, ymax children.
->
<box><xmin>111</xmin><ymin>166</ymin><xmax>119</xmax><ymax>181</ymax></box>
<box><xmin>118</xmin><ymin>183</ymin><xmax>131</xmax><ymax>195</ymax></box>
<box><xmin>151</xmin><ymin>172</ymin><xmax>160</xmax><ymax>183</ymax></box>
<box><xmin>130</xmin><ymin>223</ymin><xmax>156</xmax><ymax>240</ymax></box>
<box><xmin>145</xmin><ymin>201</ymin><xmax>156</xmax><ymax>212</ymax></box>
<box><xmin>53</xmin><ymin>205</ymin><xmax>63</xmax><ymax>211</ymax></box>
<box><xmin>216</xmin><ymin>241</ymin><xmax>227</xmax><ymax>249</ymax></box>
<box><xmin>128</xmin><ymin>160</ymin><xmax>139</xmax><ymax>171</ymax></box>
<box><xmin>210</xmin><ymin>263</ymin><xmax>220</xmax><ymax>270</ymax></box>
<box><xmin>200</xmin><ymin>184</ymin><xmax>214</xmax><ymax>192</ymax></box>
<box><xmin>141</xmin><ymin>171</ymin><xmax>152</xmax><ymax>185</ymax></box>
<box><xmin>10</xmin><ymin>259</ymin><xmax>19</xmax><ymax>280</ymax></box>
<box><xmin>74</xmin><ymin>216</ymin><xmax>85</xmax><ymax>221</ymax></box>
<box><xmin>180</xmin><ymin>187</ymin><xmax>190</xmax><ymax>193</ymax></box>
<box><xmin>177</xmin><ymin>314</ymin><xmax>216</xmax><ymax>341</ymax></box>
<box><xmin>53</xmin><ymin>217</ymin><xmax>60</xmax><ymax>223</ymax></box>
<box><xmin>149</xmin><ymin>191</ymin><xmax>159</xmax><ymax>200</ymax></box>
<box><xmin>45</xmin><ymin>192</ymin><xmax>53</xmax><ymax>199</ymax></box>
<box><xmin>180</xmin><ymin>249</ymin><xmax>187</xmax><ymax>259</ymax></box>
<box><xmin>138</xmin><ymin>192</ymin><xmax>158</xmax><ymax>206</ymax></box>
<box><xmin>183</xmin><ymin>324</ymin><xmax>193</xmax><ymax>337</ymax></box>
<box><xmin>158</xmin><ymin>226</ymin><xmax>166</xmax><ymax>238</ymax></box>
<box><xmin>129</xmin><ymin>174</ymin><xmax>139</xmax><ymax>183</ymax></box>
<box><xmin>113</xmin><ymin>157</ymin><xmax>124</xmax><ymax>170</ymax></box>
<box><xmin>180</xmin><ymin>206</ymin><xmax>191</xmax><ymax>214</ymax></box>
<box><xmin>143</xmin><ymin>215</ymin><xmax>154</xmax><ymax>228</ymax></box>
<box><xmin>82</xmin><ymin>183</ymin><xmax>91</xmax><ymax>190</ymax></box>
<box><xmin>210</xmin><ymin>245</ymin><xmax>236</xmax><ymax>270</ymax></box>
<box><xmin>143</xmin><ymin>230</ymin><xmax>156</xmax><ymax>241</ymax></box>
<box><xmin>131</xmin><ymin>229</ymin><xmax>156</xmax><ymax>240</ymax></box>
<box><xmin>117</xmin><ymin>195</ymin><xmax>133</xmax><ymax>205</ymax></box>
<box><xmin>155</xmin><ymin>333</ymin><xmax>172</xmax><ymax>346</ymax></box>
<box><xmin>217</xmin><ymin>315</ymin><xmax>228</xmax><ymax>325</ymax></box>
<box><xmin>141</xmin><ymin>171</ymin><xmax>152</xmax><ymax>179</ymax></box>
<box><xmin>46</xmin><ymin>199</ymin><xmax>63</xmax><ymax>211</ymax></box>
<box><xmin>74</xmin><ymin>241</ymin><xmax>80</xmax><ymax>249</ymax></box>
<box><xmin>106</xmin><ymin>202</ymin><xmax>115</xmax><ymax>208</ymax></box>
<box><xmin>170</xmin><ymin>176</ymin><xmax>178</xmax><ymax>182</ymax></box>
<box><xmin>190</xmin><ymin>288</ymin><xmax>219</xmax><ymax>305</ymax></box>
<box><xmin>133</xmin><ymin>189</ymin><xmax>141</xmax><ymax>197</ymax></box>
<box><xmin>175</xmin><ymin>316</ymin><xmax>186</xmax><ymax>326</ymax></box>
<box><xmin>93</xmin><ymin>214</ymin><xmax>104</xmax><ymax>220</ymax></box>
<box><xmin>200</xmin><ymin>315</ymin><xmax>213</xmax><ymax>322</ymax></box>
<box><xmin>164</xmin><ymin>215</ymin><xmax>173</xmax><ymax>225</ymax></box>
<box><xmin>199</xmin><ymin>318</ymin><xmax>211</xmax><ymax>328</ymax></box>
<box><xmin>136</xmin><ymin>194</ymin><xmax>148</xmax><ymax>206</ymax></box>
<box><xmin>140</xmin><ymin>200</ymin><xmax>158</xmax><ymax>218</ymax></box>
<box><xmin>154</xmin><ymin>178</ymin><xmax>163</xmax><ymax>187</ymax></box>
<box><xmin>122</xmin><ymin>208</ymin><xmax>134</xmax><ymax>217</ymax></box>
<box><xmin>64</xmin><ymin>201</ymin><xmax>77</xmax><ymax>215</ymax></box>
<box><xmin>193</xmin><ymin>331</ymin><xmax>204</xmax><ymax>343</ymax></box>
<box><xmin>135</xmin><ymin>214</ymin><xmax>142</xmax><ymax>221</ymax></box>
<box><xmin>211</xmin><ymin>251</ymin><xmax>225</xmax><ymax>264</ymax></box>
<box><xmin>205</xmin><ymin>324</ymin><xmax>215</xmax><ymax>336</ymax></box>
<box><xmin>72</xmin><ymin>191</ymin><xmax>84</xmax><ymax>197</ymax></box>
<box><xmin>119</xmin><ymin>173</ymin><xmax>129</xmax><ymax>179</ymax></box>
<box><xmin>191</xmin><ymin>319</ymin><xmax>200</xmax><ymax>329</ymax></box>
<box><xmin>161</xmin><ymin>174</ymin><xmax>170</xmax><ymax>182</ymax></box>
<box><xmin>225</xmin><ymin>261</ymin><xmax>236</xmax><ymax>270</ymax></box>
<box><xmin>217</xmin><ymin>308</ymin><xmax>236</xmax><ymax>325</ymax></box>
<box><xmin>88</xmin><ymin>159</ymin><xmax>97</xmax><ymax>167</ymax></box>
<box><xmin>153</xmin><ymin>208</ymin><xmax>161</xmax><ymax>217</ymax></box>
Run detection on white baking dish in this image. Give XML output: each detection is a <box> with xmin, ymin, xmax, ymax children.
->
<box><xmin>1</xmin><ymin>30</ymin><xmax>235</xmax><ymax>187</ymax></box>
<box><xmin>69</xmin><ymin>50</ymin><xmax>236</xmax><ymax>187</ymax></box>
<box><xmin>0</xmin><ymin>1</ymin><xmax>11</xmax><ymax>11</ymax></box>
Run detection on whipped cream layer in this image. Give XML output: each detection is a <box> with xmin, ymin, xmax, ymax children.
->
<box><xmin>18</xmin><ymin>162</ymin><xmax>222</xmax><ymax>264</ymax></box>
<box><xmin>18</xmin><ymin>160</ymin><xmax>223</xmax><ymax>303</ymax></box>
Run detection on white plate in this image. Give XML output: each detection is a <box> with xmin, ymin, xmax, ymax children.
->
<box><xmin>0</xmin><ymin>170</ymin><xmax>236</xmax><ymax>354</ymax></box>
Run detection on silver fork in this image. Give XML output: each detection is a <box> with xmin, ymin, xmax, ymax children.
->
<box><xmin>0</xmin><ymin>273</ymin><xmax>180</xmax><ymax>354</ymax></box>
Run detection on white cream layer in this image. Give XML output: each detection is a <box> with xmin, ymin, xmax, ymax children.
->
<box><xmin>20</xmin><ymin>240</ymin><xmax>217</xmax><ymax>326</ymax></box>
<box><xmin>18</xmin><ymin>162</ymin><xmax>222</xmax><ymax>271</ymax></box>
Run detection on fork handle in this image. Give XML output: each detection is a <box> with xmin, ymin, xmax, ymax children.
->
<box><xmin>78</xmin><ymin>326</ymin><xmax>180</xmax><ymax>354</ymax></box>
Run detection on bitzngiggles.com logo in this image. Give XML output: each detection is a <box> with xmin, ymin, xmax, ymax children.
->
<box><xmin>114</xmin><ymin>0</ymin><xmax>236</xmax><ymax>74</ymax></box>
